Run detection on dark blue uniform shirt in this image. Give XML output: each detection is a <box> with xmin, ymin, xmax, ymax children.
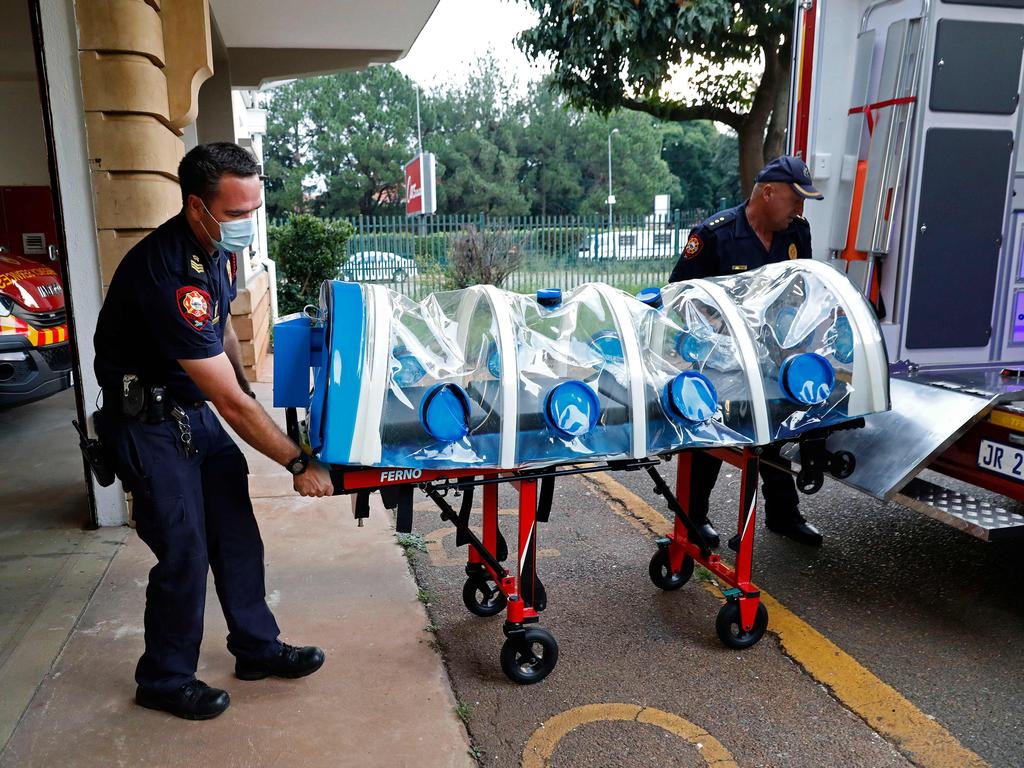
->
<box><xmin>669</xmin><ymin>201</ymin><xmax>812</xmax><ymax>282</ymax></box>
<box><xmin>94</xmin><ymin>212</ymin><xmax>238</xmax><ymax>402</ymax></box>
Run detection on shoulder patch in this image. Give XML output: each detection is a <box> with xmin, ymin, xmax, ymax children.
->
<box><xmin>683</xmin><ymin>233</ymin><xmax>704</xmax><ymax>260</ymax></box>
<box><xmin>176</xmin><ymin>286</ymin><xmax>212</xmax><ymax>331</ymax></box>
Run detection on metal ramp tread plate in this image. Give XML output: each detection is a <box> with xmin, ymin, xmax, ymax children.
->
<box><xmin>895</xmin><ymin>477</ymin><xmax>1024</xmax><ymax>542</ymax></box>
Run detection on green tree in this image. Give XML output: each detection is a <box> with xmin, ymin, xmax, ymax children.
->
<box><xmin>424</xmin><ymin>56</ymin><xmax>531</xmax><ymax>215</ymax></box>
<box><xmin>574</xmin><ymin>109</ymin><xmax>681</xmax><ymax>216</ymax></box>
<box><xmin>269</xmin><ymin>214</ymin><xmax>354</xmax><ymax>314</ymax></box>
<box><xmin>517</xmin><ymin>0</ymin><xmax>795</xmax><ymax>195</ymax></box>
<box><xmin>517</xmin><ymin>82</ymin><xmax>586</xmax><ymax>216</ymax></box>
<box><xmin>661</xmin><ymin>121</ymin><xmax>742</xmax><ymax>212</ymax></box>
<box><xmin>264</xmin><ymin>68</ymin><xmax>419</xmax><ymax>219</ymax></box>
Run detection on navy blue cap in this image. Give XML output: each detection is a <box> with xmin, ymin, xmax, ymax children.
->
<box><xmin>755</xmin><ymin>155</ymin><xmax>823</xmax><ymax>200</ymax></box>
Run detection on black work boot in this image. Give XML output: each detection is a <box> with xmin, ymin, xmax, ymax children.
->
<box><xmin>135</xmin><ymin>680</ymin><xmax>230</xmax><ymax>720</ymax></box>
<box><xmin>235</xmin><ymin>643</ymin><xmax>326</xmax><ymax>681</ymax></box>
<box><xmin>693</xmin><ymin>519</ymin><xmax>720</xmax><ymax>549</ymax></box>
<box><xmin>765</xmin><ymin>512</ymin><xmax>823</xmax><ymax>547</ymax></box>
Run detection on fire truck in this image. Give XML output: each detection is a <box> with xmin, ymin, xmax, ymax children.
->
<box><xmin>0</xmin><ymin>186</ymin><xmax>72</xmax><ymax>408</ymax></box>
<box><xmin>788</xmin><ymin>0</ymin><xmax>1024</xmax><ymax>540</ymax></box>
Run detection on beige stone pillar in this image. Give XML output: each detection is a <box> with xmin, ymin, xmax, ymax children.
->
<box><xmin>76</xmin><ymin>0</ymin><xmax>213</xmax><ymax>286</ymax></box>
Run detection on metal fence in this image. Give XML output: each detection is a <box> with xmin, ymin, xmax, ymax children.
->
<box><xmin>332</xmin><ymin>211</ymin><xmax>707</xmax><ymax>300</ymax></box>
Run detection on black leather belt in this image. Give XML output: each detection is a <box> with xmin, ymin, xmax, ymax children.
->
<box><xmin>101</xmin><ymin>385</ymin><xmax>206</xmax><ymax>422</ymax></box>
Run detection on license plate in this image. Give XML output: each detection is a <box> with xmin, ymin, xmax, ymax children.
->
<box><xmin>977</xmin><ymin>439</ymin><xmax>1024</xmax><ymax>481</ymax></box>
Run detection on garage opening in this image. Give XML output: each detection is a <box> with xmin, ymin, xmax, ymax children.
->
<box><xmin>0</xmin><ymin>0</ymin><xmax>122</xmax><ymax>750</ymax></box>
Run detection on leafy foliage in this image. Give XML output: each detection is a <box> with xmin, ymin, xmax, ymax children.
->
<box><xmin>269</xmin><ymin>214</ymin><xmax>354</xmax><ymax>314</ymax></box>
<box><xmin>263</xmin><ymin>59</ymin><xmax>742</xmax><ymax>221</ymax></box>
<box><xmin>516</xmin><ymin>0</ymin><xmax>796</xmax><ymax>192</ymax></box>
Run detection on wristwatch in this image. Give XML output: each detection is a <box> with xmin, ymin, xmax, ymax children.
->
<box><xmin>285</xmin><ymin>452</ymin><xmax>310</xmax><ymax>476</ymax></box>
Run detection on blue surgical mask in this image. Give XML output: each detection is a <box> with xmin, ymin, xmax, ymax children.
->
<box><xmin>200</xmin><ymin>200</ymin><xmax>256</xmax><ymax>253</ymax></box>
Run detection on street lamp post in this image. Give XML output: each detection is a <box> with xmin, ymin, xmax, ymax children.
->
<box><xmin>607</xmin><ymin>128</ymin><xmax>619</xmax><ymax>257</ymax></box>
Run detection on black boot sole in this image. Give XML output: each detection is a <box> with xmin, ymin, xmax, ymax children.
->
<box><xmin>135</xmin><ymin>697</ymin><xmax>229</xmax><ymax>720</ymax></box>
<box><xmin>235</xmin><ymin>655</ymin><xmax>325</xmax><ymax>681</ymax></box>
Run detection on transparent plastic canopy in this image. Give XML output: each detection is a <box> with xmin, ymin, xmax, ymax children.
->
<box><xmin>273</xmin><ymin>260</ymin><xmax>890</xmax><ymax>470</ymax></box>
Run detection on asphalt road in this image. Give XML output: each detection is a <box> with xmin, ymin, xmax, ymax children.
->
<box><xmin>398</xmin><ymin>460</ymin><xmax>1024</xmax><ymax>768</ymax></box>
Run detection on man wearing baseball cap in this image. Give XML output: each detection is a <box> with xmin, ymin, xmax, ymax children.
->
<box><xmin>669</xmin><ymin>155</ymin><xmax>824</xmax><ymax>548</ymax></box>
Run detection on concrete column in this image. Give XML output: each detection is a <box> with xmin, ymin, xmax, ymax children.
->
<box><xmin>37</xmin><ymin>0</ymin><xmax>125</xmax><ymax>525</ymax></box>
<box><xmin>76</xmin><ymin>0</ymin><xmax>212</xmax><ymax>286</ymax></box>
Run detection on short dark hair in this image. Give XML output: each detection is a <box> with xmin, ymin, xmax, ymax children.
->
<box><xmin>178</xmin><ymin>142</ymin><xmax>260</xmax><ymax>204</ymax></box>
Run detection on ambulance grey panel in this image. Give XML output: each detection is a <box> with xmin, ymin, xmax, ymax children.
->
<box><xmin>941</xmin><ymin>0</ymin><xmax>1024</xmax><ymax>8</ymax></box>
<box><xmin>929</xmin><ymin>20</ymin><xmax>1024</xmax><ymax>115</ymax></box>
<box><xmin>905</xmin><ymin>128</ymin><xmax>1014</xmax><ymax>349</ymax></box>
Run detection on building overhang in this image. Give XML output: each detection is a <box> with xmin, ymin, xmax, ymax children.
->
<box><xmin>209</xmin><ymin>0</ymin><xmax>440</xmax><ymax>88</ymax></box>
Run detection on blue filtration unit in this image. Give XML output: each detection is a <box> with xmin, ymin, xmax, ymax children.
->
<box><xmin>274</xmin><ymin>261</ymin><xmax>891</xmax><ymax>470</ymax></box>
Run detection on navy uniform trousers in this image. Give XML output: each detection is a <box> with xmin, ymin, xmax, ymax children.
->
<box><xmin>101</xmin><ymin>403</ymin><xmax>280</xmax><ymax>691</ymax></box>
<box><xmin>687</xmin><ymin>447</ymin><xmax>800</xmax><ymax>527</ymax></box>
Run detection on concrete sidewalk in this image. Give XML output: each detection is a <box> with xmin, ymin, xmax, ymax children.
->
<box><xmin>1</xmin><ymin>373</ymin><xmax>473</xmax><ymax>768</ymax></box>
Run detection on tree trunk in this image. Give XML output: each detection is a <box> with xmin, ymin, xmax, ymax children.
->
<box><xmin>737</xmin><ymin>120</ymin><xmax>768</xmax><ymax>197</ymax></box>
<box><xmin>737</xmin><ymin>36</ymin><xmax>788</xmax><ymax>196</ymax></box>
<box><xmin>763</xmin><ymin>39</ymin><xmax>793</xmax><ymax>162</ymax></box>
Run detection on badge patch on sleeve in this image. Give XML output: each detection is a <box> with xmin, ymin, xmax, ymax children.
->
<box><xmin>788</xmin><ymin>243</ymin><xmax>798</xmax><ymax>260</ymax></box>
<box><xmin>683</xmin><ymin>233</ymin><xmax>704</xmax><ymax>260</ymax></box>
<box><xmin>176</xmin><ymin>286</ymin><xmax>212</xmax><ymax>330</ymax></box>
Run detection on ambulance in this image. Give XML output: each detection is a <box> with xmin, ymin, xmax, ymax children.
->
<box><xmin>789</xmin><ymin>0</ymin><xmax>1024</xmax><ymax>540</ymax></box>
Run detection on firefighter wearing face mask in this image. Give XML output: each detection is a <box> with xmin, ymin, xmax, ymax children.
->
<box><xmin>93</xmin><ymin>142</ymin><xmax>333</xmax><ymax>721</ymax></box>
<box><xmin>669</xmin><ymin>155</ymin><xmax>826</xmax><ymax>549</ymax></box>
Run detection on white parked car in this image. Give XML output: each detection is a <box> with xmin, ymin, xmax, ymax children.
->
<box><xmin>342</xmin><ymin>251</ymin><xmax>420</xmax><ymax>282</ymax></box>
<box><xmin>577</xmin><ymin>229</ymin><xmax>689</xmax><ymax>261</ymax></box>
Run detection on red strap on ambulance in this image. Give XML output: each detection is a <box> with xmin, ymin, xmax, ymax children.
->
<box><xmin>847</xmin><ymin>96</ymin><xmax>917</xmax><ymax>134</ymax></box>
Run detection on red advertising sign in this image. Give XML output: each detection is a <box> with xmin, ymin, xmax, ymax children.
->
<box><xmin>404</xmin><ymin>152</ymin><xmax>436</xmax><ymax>217</ymax></box>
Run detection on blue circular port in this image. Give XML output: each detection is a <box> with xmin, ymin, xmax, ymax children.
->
<box><xmin>779</xmin><ymin>352</ymin><xmax>836</xmax><ymax>405</ymax></box>
<box><xmin>775</xmin><ymin>305</ymin><xmax>813</xmax><ymax>347</ymax></box>
<box><xmin>486</xmin><ymin>341</ymin><xmax>501</xmax><ymax>378</ymax></box>
<box><xmin>663</xmin><ymin>371</ymin><xmax>718</xmax><ymax>423</ymax></box>
<box><xmin>543</xmin><ymin>381</ymin><xmax>600</xmax><ymax>438</ymax></box>
<box><xmin>674</xmin><ymin>332</ymin><xmax>711</xmax><ymax>363</ymax></box>
<box><xmin>636</xmin><ymin>287</ymin><xmax>663</xmax><ymax>309</ymax></box>
<box><xmin>833</xmin><ymin>315</ymin><xmax>854</xmax><ymax>364</ymax></box>
<box><xmin>419</xmin><ymin>383</ymin><xmax>471</xmax><ymax>442</ymax></box>
<box><xmin>536</xmin><ymin>288</ymin><xmax>563</xmax><ymax>308</ymax></box>
<box><xmin>589</xmin><ymin>330</ymin><xmax>624</xmax><ymax>364</ymax></box>
<box><xmin>393</xmin><ymin>346</ymin><xmax>426</xmax><ymax>387</ymax></box>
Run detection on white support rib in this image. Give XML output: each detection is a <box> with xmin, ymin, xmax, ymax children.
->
<box><xmin>694</xmin><ymin>280</ymin><xmax>773</xmax><ymax>444</ymax></box>
<box><xmin>592</xmin><ymin>284</ymin><xmax>648</xmax><ymax>459</ymax></box>
<box><xmin>797</xmin><ymin>260</ymin><xmax>891</xmax><ymax>414</ymax></box>
<box><xmin>350</xmin><ymin>284</ymin><xmax>391</xmax><ymax>464</ymax></box>
<box><xmin>480</xmin><ymin>285</ymin><xmax>519</xmax><ymax>468</ymax></box>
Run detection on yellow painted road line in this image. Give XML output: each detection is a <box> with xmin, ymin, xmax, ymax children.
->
<box><xmin>583</xmin><ymin>472</ymin><xmax>988</xmax><ymax>768</ymax></box>
<box><xmin>522</xmin><ymin>703</ymin><xmax>737</xmax><ymax>768</ymax></box>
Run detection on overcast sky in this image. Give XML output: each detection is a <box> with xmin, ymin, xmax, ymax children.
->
<box><xmin>394</xmin><ymin>0</ymin><xmax>700</xmax><ymax>101</ymax></box>
<box><xmin>394</xmin><ymin>0</ymin><xmax>546</xmax><ymax>93</ymax></box>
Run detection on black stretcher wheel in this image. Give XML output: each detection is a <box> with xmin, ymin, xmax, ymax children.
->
<box><xmin>715</xmin><ymin>601</ymin><xmax>768</xmax><ymax>650</ymax></box>
<box><xmin>462</xmin><ymin>575</ymin><xmax>508</xmax><ymax>618</ymax></box>
<box><xmin>796</xmin><ymin>468</ymin><xmax>824</xmax><ymax>494</ymax></box>
<box><xmin>648</xmin><ymin>548</ymin><xmax>694</xmax><ymax>591</ymax></box>
<box><xmin>500</xmin><ymin>627</ymin><xmax>559</xmax><ymax>684</ymax></box>
<box><xmin>829</xmin><ymin>450</ymin><xmax>856</xmax><ymax>479</ymax></box>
